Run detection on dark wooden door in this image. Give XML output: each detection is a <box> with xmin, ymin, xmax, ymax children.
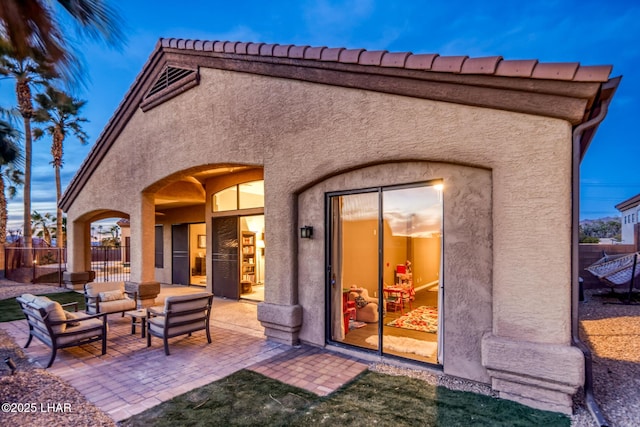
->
<box><xmin>171</xmin><ymin>224</ymin><xmax>189</xmax><ymax>285</ymax></box>
<box><xmin>212</xmin><ymin>217</ymin><xmax>239</xmax><ymax>299</ymax></box>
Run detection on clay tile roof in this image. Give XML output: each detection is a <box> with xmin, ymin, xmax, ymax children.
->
<box><xmin>246</xmin><ymin>42</ymin><xmax>263</xmax><ymax>55</ymax></box>
<box><xmin>532</xmin><ymin>62</ymin><xmax>580</xmax><ymax>80</ymax></box>
<box><xmin>405</xmin><ymin>53</ymin><xmax>439</xmax><ymax>70</ymax></box>
<box><xmin>574</xmin><ymin>65</ymin><xmax>614</xmax><ymax>82</ymax></box>
<box><xmin>235</xmin><ymin>42</ymin><xmax>248</xmax><ymax>55</ymax></box>
<box><xmin>495</xmin><ymin>59</ymin><xmax>538</xmax><ymax>77</ymax></box>
<box><xmin>59</xmin><ymin>37</ymin><xmax>618</xmax><ymax>212</ymax></box>
<box><xmin>359</xmin><ymin>50</ymin><xmax>386</xmax><ymax>66</ymax></box>
<box><xmin>260</xmin><ymin>43</ymin><xmax>277</xmax><ymax>56</ymax></box>
<box><xmin>213</xmin><ymin>41</ymin><xmax>225</xmax><ymax>53</ymax></box>
<box><xmin>381</xmin><ymin>52</ymin><xmax>411</xmax><ymax>68</ymax></box>
<box><xmin>339</xmin><ymin>48</ymin><xmax>364</xmax><ymax>64</ymax></box>
<box><xmin>155</xmin><ymin>38</ymin><xmax>614</xmax><ymax>84</ymax></box>
<box><xmin>223</xmin><ymin>41</ymin><xmax>238</xmax><ymax>53</ymax></box>
<box><xmin>321</xmin><ymin>47</ymin><xmax>344</xmax><ymax>61</ymax></box>
<box><xmin>289</xmin><ymin>45</ymin><xmax>309</xmax><ymax>59</ymax></box>
<box><xmin>273</xmin><ymin>44</ymin><xmax>293</xmax><ymax>57</ymax></box>
<box><xmin>461</xmin><ymin>56</ymin><xmax>502</xmax><ymax>75</ymax></box>
<box><xmin>304</xmin><ymin>46</ymin><xmax>325</xmax><ymax>60</ymax></box>
<box><xmin>432</xmin><ymin>55</ymin><xmax>468</xmax><ymax>73</ymax></box>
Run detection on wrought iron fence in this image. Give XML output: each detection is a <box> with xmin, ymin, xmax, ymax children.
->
<box><xmin>4</xmin><ymin>247</ymin><xmax>66</xmax><ymax>285</ymax></box>
<box><xmin>3</xmin><ymin>245</ymin><xmax>130</xmax><ymax>284</ymax></box>
<box><xmin>90</xmin><ymin>245</ymin><xmax>130</xmax><ymax>282</ymax></box>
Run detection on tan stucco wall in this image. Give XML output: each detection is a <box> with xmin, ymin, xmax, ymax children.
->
<box><xmin>298</xmin><ymin>161</ymin><xmax>493</xmax><ymax>383</ymax></box>
<box><xmin>65</xmin><ymin>66</ymin><xmax>578</xmax><ymax>408</ymax></box>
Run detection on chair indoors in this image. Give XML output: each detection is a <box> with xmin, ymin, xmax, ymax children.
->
<box><xmin>348</xmin><ymin>285</ymin><xmax>380</xmax><ymax>323</ymax></box>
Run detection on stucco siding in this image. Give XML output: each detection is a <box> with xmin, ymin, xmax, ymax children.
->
<box><xmin>66</xmin><ymin>65</ymin><xmax>573</xmax><ymax>379</ymax></box>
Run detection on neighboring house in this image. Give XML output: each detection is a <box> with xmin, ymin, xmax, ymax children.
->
<box><xmin>59</xmin><ymin>38</ymin><xmax>620</xmax><ymax>415</ymax></box>
<box><xmin>615</xmin><ymin>193</ymin><xmax>640</xmax><ymax>244</ymax></box>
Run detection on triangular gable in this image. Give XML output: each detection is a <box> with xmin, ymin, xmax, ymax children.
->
<box><xmin>140</xmin><ymin>65</ymin><xmax>199</xmax><ymax>112</ymax></box>
<box><xmin>60</xmin><ymin>38</ymin><xmax>619</xmax><ymax>211</ymax></box>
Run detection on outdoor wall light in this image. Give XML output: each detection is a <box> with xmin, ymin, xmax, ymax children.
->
<box><xmin>5</xmin><ymin>357</ymin><xmax>17</xmax><ymax>375</ymax></box>
<box><xmin>300</xmin><ymin>226</ymin><xmax>313</xmax><ymax>239</ymax></box>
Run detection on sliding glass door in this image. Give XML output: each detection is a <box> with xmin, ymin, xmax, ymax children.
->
<box><xmin>327</xmin><ymin>181</ymin><xmax>443</xmax><ymax>364</ymax></box>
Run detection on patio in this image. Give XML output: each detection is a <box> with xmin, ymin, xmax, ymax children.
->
<box><xmin>0</xmin><ymin>285</ymin><xmax>369</xmax><ymax>422</ymax></box>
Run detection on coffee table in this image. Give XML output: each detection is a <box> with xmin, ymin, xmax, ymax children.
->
<box><xmin>124</xmin><ymin>308</ymin><xmax>147</xmax><ymax>338</ymax></box>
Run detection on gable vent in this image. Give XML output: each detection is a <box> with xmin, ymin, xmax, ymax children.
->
<box><xmin>147</xmin><ymin>66</ymin><xmax>195</xmax><ymax>97</ymax></box>
<box><xmin>141</xmin><ymin>65</ymin><xmax>200</xmax><ymax>112</ymax></box>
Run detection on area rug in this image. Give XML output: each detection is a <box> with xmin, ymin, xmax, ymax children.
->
<box><xmin>386</xmin><ymin>306</ymin><xmax>438</xmax><ymax>333</ymax></box>
<box><xmin>365</xmin><ymin>335</ymin><xmax>437</xmax><ymax>358</ymax></box>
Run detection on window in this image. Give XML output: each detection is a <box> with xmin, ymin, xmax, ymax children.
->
<box><xmin>155</xmin><ymin>225</ymin><xmax>164</xmax><ymax>268</ymax></box>
<box><xmin>213</xmin><ymin>186</ymin><xmax>238</xmax><ymax>212</ymax></box>
<box><xmin>239</xmin><ymin>180</ymin><xmax>265</xmax><ymax>209</ymax></box>
<box><xmin>213</xmin><ymin>180</ymin><xmax>264</xmax><ymax>212</ymax></box>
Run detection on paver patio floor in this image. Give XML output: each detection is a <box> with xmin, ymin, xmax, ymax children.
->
<box><xmin>0</xmin><ymin>293</ymin><xmax>368</xmax><ymax>422</ymax></box>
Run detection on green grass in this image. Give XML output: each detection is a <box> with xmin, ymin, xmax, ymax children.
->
<box><xmin>0</xmin><ymin>291</ymin><xmax>86</xmax><ymax>323</ymax></box>
<box><xmin>120</xmin><ymin>370</ymin><xmax>570</xmax><ymax>427</ymax></box>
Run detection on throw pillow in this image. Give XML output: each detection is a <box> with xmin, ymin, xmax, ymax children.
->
<box><xmin>99</xmin><ymin>290</ymin><xmax>123</xmax><ymax>302</ymax></box>
<box><xmin>65</xmin><ymin>311</ymin><xmax>81</xmax><ymax>327</ymax></box>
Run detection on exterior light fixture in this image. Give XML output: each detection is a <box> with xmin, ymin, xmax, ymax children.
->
<box><xmin>300</xmin><ymin>226</ymin><xmax>313</xmax><ymax>239</ymax></box>
<box><xmin>5</xmin><ymin>357</ymin><xmax>17</xmax><ymax>375</ymax></box>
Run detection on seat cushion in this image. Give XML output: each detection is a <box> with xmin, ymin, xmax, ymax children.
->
<box><xmin>148</xmin><ymin>316</ymin><xmax>206</xmax><ymax>337</ymax></box>
<box><xmin>87</xmin><ymin>298</ymin><xmax>136</xmax><ymax>314</ymax></box>
<box><xmin>85</xmin><ymin>281</ymin><xmax>125</xmax><ymax>298</ymax></box>
<box><xmin>56</xmin><ymin>318</ymin><xmax>104</xmax><ymax>346</ymax></box>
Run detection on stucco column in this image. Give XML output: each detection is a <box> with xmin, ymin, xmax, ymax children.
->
<box><xmin>126</xmin><ymin>192</ymin><xmax>160</xmax><ymax>307</ymax></box>
<box><xmin>257</xmin><ymin>186</ymin><xmax>302</xmax><ymax>345</ymax></box>
<box><xmin>62</xmin><ymin>220</ymin><xmax>94</xmax><ymax>290</ymax></box>
<box><xmin>481</xmin><ymin>150</ymin><xmax>584</xmax><ymax>415</ymax></box>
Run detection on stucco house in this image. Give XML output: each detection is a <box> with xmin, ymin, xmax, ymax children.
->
<box><xmin>616</xmin><ymin>193</ymin><xmax>640</xmax><ymax>244</ymax></box>
<box><xmin>60</xmin><ymin>38</ymin><xmax>619</xmax><ymax>415</ymax></box>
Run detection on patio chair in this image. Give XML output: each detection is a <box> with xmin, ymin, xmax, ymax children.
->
<box><xmin>16</xmin><ymin>294</ymin><xmax>107</xmax><ymax>368</ymax></box>
<box><xmin>146</xmin><ymin>292</ymin><xmax>213</xmax><ymax>355</ymax></box>
<box><xmin>84</xmin><ymin>281</ymin><xmax>137</xmax><ymax>316</ymax></box>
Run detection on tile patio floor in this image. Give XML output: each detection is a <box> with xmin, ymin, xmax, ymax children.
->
<box><xmin>0</xmin><ymin>289</ymin><xmax>369</xmax><ymax>422</ymax></box>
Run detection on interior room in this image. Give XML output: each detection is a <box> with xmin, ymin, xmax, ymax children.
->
<box><xmin>330</xmin><ymin>183</ymin><xmax>442</xmax><ymax>364</ymax></box>
<box><xmin>189</xmin><ymin>223</ymin><xmax>207</xmax><ymax>286</ymax></box>
<box><xmin>240</xmin><ymin>215</ymin><xmax>265</xmax><ymax>302</ymax></box>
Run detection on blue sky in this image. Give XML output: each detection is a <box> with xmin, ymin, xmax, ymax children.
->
<box><xmin>2</xmin><ymin>0</ymin><xmax>639</xmax><ymax>232</ymax></box>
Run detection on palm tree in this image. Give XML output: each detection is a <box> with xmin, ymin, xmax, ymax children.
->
<box><xmin>0</xmin><ymin>40</ymin><xmax>57</xmax><ymax>249</ymax></box>
<box><xmin>33</xmin><ymin>86</ymin><xmax>88</xmax><ymax>248</ymax></box>
<box><xmin>0</xmin><ymin>119</ymin><xmax>24</xmax><ymax>245</ymax></box>
<box><xmin>31</xmin><ymin>210</ymin><xmax>55</xmax><ymax>247</ymax></box>
<box><xmin>0</xmin><ymin>0</ymin><xmax>125</xmax><ymax>69</ymax></box>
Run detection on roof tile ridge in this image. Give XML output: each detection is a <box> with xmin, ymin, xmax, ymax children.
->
<box><xmin>532</xmin><ymin>61</ymin><xmax>580</xmax><ymax>81</ymax></box>
<box><xmin>157</xmin><ymin>37</ymin><xmax>613</xmax><ymax>82</ymax></box>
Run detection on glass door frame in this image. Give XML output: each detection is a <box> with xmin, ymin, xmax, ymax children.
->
<box><xmin>324</xmin><ymin>179</ymin><xmax>444</xmax><ymax>359</ymax></box>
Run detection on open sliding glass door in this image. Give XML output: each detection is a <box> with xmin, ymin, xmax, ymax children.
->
<box><xmin>327</xmin><ymin>182</ymin><xmax>443</xmax><ymax>365</ymax></box>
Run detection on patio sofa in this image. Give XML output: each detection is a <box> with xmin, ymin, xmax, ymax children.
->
<box><xmin>84</xmin><ymin>281</ymin><xmax>137</xmax><ymax>316</ymax></box>
<box><xmin>16</xmin><ymin>294</ymin><xmax>107</xmax><ymax>368</ymax></box>
<box><xmin>146</xmin><ymin>292</ymin><xmax>213</xmax><ymax>355</ymax></box>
